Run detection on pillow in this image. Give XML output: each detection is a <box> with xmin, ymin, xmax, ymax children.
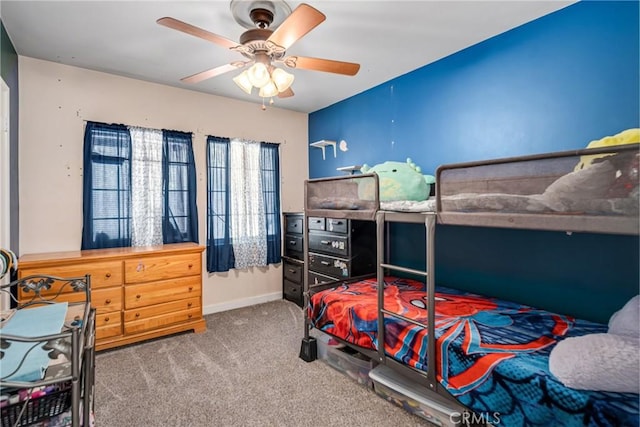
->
<box><xmin>549</xmin><ymin>333</ymin><xmax>639</xmax><ymax>393</ymax></box>
<box><xmin>608</xmin><ymin>295</ymin><xmax>640</xmax><ymax>337</ymax></box>
<box><xmin>541</xmin><ymin>160</ymin><xmax>616</xmax><ymax>211</ymax></box>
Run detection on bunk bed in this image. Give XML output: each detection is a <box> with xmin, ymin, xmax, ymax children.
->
<box><xmin>300</xmin><ymin>143</ymin><xmax>639</xmax><ymax>426</ymax></box>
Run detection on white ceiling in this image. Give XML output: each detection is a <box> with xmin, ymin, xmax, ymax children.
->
<box><xmin>0</xmin><ymin>0</ymin><xmax>574</xmax><ymax>113</ymax></box>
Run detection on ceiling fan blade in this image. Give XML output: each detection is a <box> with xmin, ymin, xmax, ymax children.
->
<box><xmin>278</xmin><ymin>87</ymin><xmax>294</xmax><ymax>98</ymax></box>
<box><xmin>181</xmin><ymin>63</ymin><xmax>246</xmax><ymax>84</ymax></box>
<box><xmin>267</xmin><ymin>4</ymin><xmax>325</xmax><ymax>50</ymax></box>
<box><xmin>157</xmin><ymin>17</ymin><xmax>238</xmax><ymax>50</ymax></box>
<box><xmin>284</xmin><ymin>56</ymin><xmax>360</xmax><ymax>76</ymax></box>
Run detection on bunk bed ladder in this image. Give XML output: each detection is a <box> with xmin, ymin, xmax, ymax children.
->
<box><xmin>376</xmin><ymin>211</ymin><xmax>438</xmax><ymax>390</ymax></box>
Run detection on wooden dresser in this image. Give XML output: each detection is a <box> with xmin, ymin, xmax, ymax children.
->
<box><xmin>18</xmin><ymin>242</ymin><xmax>206</xmax><ymax>351</ymax></box>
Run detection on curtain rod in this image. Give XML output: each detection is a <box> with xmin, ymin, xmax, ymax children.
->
<box><xmin>82</xmin><ymin>121</ymin><xmax>282</xmax><ymax>144</ymax></box>
<box><xmin>82</xmin><ymin>120</ymin><xmax>194</xmax><ymax>135</ymax></box>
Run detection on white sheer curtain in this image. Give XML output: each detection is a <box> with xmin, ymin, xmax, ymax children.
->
<box><xmin>130</xmin><ymin>127</ymin><xmax>164</xmax><ymax>247</ymax></box>
<box><xmin>229</xmin><ymin>138</ymin><xmax>267</xmax><ymax>268</ymax></box>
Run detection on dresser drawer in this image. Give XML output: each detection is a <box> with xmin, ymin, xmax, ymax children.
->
<box><xmin>308</xmin><ymin>232</ymin><xmax>349</xmax><ymax>257</ymax></box>
<box><xmin>19</xmin><ymin>260</ymin><xmax>122</xmax><ymax>298</ymax></box>
<box><xmin>286</xmin><ymin>215</ymin><xmax>303</xmax><ymax>234</ymax></box>
<box><xmin>92</xmin><ymin>287</ymin><xmax>122</xmax><ymax>313</ymax></box>
<box><xmin>308</xmin><ymin>217</ymin><xmax>325</xmax><ymax>231</ymax></box>
<box><xmin>309</xmin><ymin>271</ymin><xmax>339</xmax><ymax>285</ymax></box>
<box><xmin>17</xmin><ymin>289</ymin><xmax>88</xmax><ymax>305</ymax></box>
<box><xmin>124</xmin><ymin>253</ymin><xmax>200</xmax><ymax>284</ymax></box>
<box><xmin>326</xmin><ymin>218</ymin><xmax>348</xmax><ymax>234</ymax></box>
<box><xmin>124</xmin><ymin>307</ymin><xmax>202</xmax><ymax>334</ymax></box>
<box><xmin>96</xmin><ymin>312</ymin><xmax>122</xmax><ymax>339</ymax></box>
<box><xmin>283</xmin><ymin>279</ymin><xmax>303</xmax><ymax>305</ymax></box>
<box><xmin>124</xmin><ymin>275</ymin><xmax>201</xmax><ymax>309</ymax></box>
<box><xmin>284</xmin><ymin>234</ymin><xmax>303</xmax><ymax>258</ymax></box>
<box><xmin>308</xmin><ymin>252</ymin><xmax>351</xmax><ymax>279</ymax></box>
<box><xmin>124</xmin><ymin>296</ymin><xmax>200</xmax><ymax>322</ymax></box>
<box><xmin>283</xmin><ymin>259</ymin><xmax>303</xmax><ymax>283</ymax></box>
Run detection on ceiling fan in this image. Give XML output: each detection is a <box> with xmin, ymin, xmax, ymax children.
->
<box><xmin>157</xmin><ymin>0</ymin><xmax>360</xmax><ymax>100</ymax></box>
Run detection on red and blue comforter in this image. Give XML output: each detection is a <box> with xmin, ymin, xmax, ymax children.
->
<box><xmin>308</xmin><ymin>276</ymin><xmax>639</xmax><ymax>426</ymax></box>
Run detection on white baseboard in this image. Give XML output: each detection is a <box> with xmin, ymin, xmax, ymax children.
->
<box><xmin>202</xmin><ymin>292</ymin><xmax>283</xmax><ymax>315</ymax></box>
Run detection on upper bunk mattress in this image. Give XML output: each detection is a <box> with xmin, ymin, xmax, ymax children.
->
<box><xmin>437</xmin><ymin>144</ymin><xmax>639</xmax><ymax>235</ymax></box>
<box><xmin>308</xmin><ymin>276</ymin><xmax>639</xmax><ymax>426</ymax></box>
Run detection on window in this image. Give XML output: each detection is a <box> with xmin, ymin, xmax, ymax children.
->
<box><xmin>82</xmin><ymin>122</ymin><xmax>198</xmax><ymax>250</ymax></box>
<box><xmin>206</xmin><ymin>136</ymin><xmax>281</xmax><ymax>272</ymax></box>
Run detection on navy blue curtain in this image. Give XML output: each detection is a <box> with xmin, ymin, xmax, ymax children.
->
<box><xmin>205</xmin><ymin>137</ymin><xmax>282</xmax><ymax>272</ymax></box>
<box><xmin>81</xmin><ymin>122</ymin><xmax>132</xmax><ymax>249</ymax></box>
<box><xmin>162</xmin><ymin>130</ymin><xmax>198</xmax><ymax>244</ymax></box>
<box><xmin>206</xmin><ymin>136</ymin><xmax>234</xmax><ymax>272</ymax></box>
<box><xmin>261</xmin><ymin>142</ymin><xmax>281</xmax><ymax>264</ymax></box>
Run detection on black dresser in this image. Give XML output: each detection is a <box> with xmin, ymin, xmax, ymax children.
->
<box><xmin>282</xmin><ymin>212</ymin><xmax>304</xmax><ymax>307</ymax></box>
<box><xmin>307</xmin><ymin>216</ymin><xmax>376</xmax><ymax>285</ymax></box>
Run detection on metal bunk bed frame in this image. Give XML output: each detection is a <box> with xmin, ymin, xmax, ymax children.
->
<box><xmin>299</xmin><ymin>142</ymin><xmax>640</xmax><ymax>421</ymax></box>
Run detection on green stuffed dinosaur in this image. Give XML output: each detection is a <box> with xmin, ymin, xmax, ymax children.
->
<box><xmin>360</xmin><ymin>158</ymin><xmax>436</xmax><ymax>201</ymax></box>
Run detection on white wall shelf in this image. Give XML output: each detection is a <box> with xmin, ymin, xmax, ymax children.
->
<box><xmin>310</xmin><ymin>140</ymin><xmax>336</xmax><ymax>160</ymax></box>
<box><xmin>336</xmin><ymin>165</ymin><xmax>361</xmax><ymax>175</ymax></box>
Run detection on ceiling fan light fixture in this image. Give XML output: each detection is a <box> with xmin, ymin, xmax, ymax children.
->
<box><xmin>259</xmin><ymin>80</ymin><xmax>279</xmax><ymax>98</ymax></box>
<box><xmin>233</xmin><ymin>70</ymin><xmax>253</xmax><ymax>94</ymax></box>
<box><xmin>271</xmin><ymin>67</ymin><xmax>294</xmax><ymax>92</ymax></box>
<box><xmin>247</xmin><ymin>62</ymin><xmax>271</xmax><ymax>88</ymax></box>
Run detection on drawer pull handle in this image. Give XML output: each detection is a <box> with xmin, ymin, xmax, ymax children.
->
<box><xmin>187</xmin><ymin>302</ymin><xmax>193</xmax><ymax>307</ymax></box>
<box><xmin>105</xmin><ymin>273</ymin><xmax>112</xmax><ymax>278</ymax></box>
<box><xmin>188</xmin><ymin>264</ymin><xmax>193</xmax><ymax>269</ymax></box>
<box><xmin>289</xmin><ymin>241</ymin><xmax>296</xmax><ymax>245</ymax></box>
<box><xmin>136</xmin><ymin>294</ymin><xmax>141</xmax><ymax>299</ymax></box>
<box><xmin>330</xmin><ymin>221</ymin><xmax>343</xmax><ymax>225</ymax></box>
<box><xmin>188</xmin><ymin>286</ymin><xmax>193</xmax><ymax>291</ymax></box>
<box><xmin>288</xmin><ymin>269</ymin><xmax>296</xmax><ymax>274</ymax></box>
<box><xmin>105</xmin><ymin>299</ymin><xmax>111</xmax><ymax>304</ymax></box>
<box><xmin>104</xmin><ymin>317</ymin><xmax>110</xmax><ymax>322</ymax></box>
<box><xmin>320</xmin><ymin>240</ymin><xmax>330</xmax><ymax>245</ymax></box>
<box><xmin>188</xmin><ymin>314</ymin><xmax>193</xmax><ymax>319</ymax></box>
<box><xmin>320</xmin><ymin>261</ymin><xmax>330</xmax><ymax>266</ymax></box>
<box><xmin>135</xmin><ymin>313</ymin><xmax>140</xmax><ymax>318</ymax></box>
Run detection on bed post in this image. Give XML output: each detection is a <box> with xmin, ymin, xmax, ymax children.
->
<box><xmin>425</xmin><ymin>213</ymin><xmax>437</xmax><ymax>390</ymax></box>
<box><xmin>376</xmin><ymin>211</ymin><xmax>386</xmax><ymax>364</ymax></box>
<box><xmin>299</xmin><ymin>194</ymin><xmax>317</xmax><ymax>362</ymax></box>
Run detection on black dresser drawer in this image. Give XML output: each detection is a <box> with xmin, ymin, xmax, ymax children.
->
<box><xmin>283</xmin><ymin>279</ymin><xmax>303</xmax><ymax>306</ymax></box>
<box><xmin>308</xmin><ymin>217</ymin><xmax>325</xmax><ymax>231</ymax></box>
<box><xmin>326</xmin><ymin>218</ymin><xmax>348</xmax><ymax>234</ymax></box>
<box><xmin>286</xmin><ymin>215</ymin><xmax>303</xmax><ymax>234</ymax></box>
<box><xmin>309</xmin><ymin>271</ymin><xmax>340</xmax><ymax>286</ymax></box>
<box><xmin>308</xmin><ymin>252</ymin><xmax>351</xmax><ymax>279</ymax></box>
<box><xmin>283</xmin><ymin>259</ymin><xmax>303</xmax><ymax>283</ymax></box>
<box><xmin>285</xmin><ymin>234</ymin><xmax>303</xmax><ymax>258</ymax></box>
<box><xmin>308</xmin><ymin>232</ymin><xmax>349</xmax><ymax>257</ymax></box>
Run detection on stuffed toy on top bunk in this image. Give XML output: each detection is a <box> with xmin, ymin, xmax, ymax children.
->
<box><xmin>359</xmin><ymin>158</ymin><xmax>436</xmax><ymax>202</ymax></box>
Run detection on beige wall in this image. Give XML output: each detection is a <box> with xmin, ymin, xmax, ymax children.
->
<box><xmin>18</xmin><ymin>56</ymin><xmax>308</xmax><ymax>312</ymax></box>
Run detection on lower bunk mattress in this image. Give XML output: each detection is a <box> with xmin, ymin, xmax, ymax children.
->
<box><xmin>308</xmin><ymin>276</ymin><xmax>639</xmax><ymax>426</ymax></box>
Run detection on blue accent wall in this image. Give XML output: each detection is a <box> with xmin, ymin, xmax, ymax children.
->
<box><xmin>308</xmin><ymin>1</ymin><xmax>640</xmax><ymax>324</ymax></box>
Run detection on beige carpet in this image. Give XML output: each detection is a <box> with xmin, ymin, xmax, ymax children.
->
<box><xmin>93</xmin><ymin>299</ymin><xmax>430</xmax><ymax>426</ymax></box>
